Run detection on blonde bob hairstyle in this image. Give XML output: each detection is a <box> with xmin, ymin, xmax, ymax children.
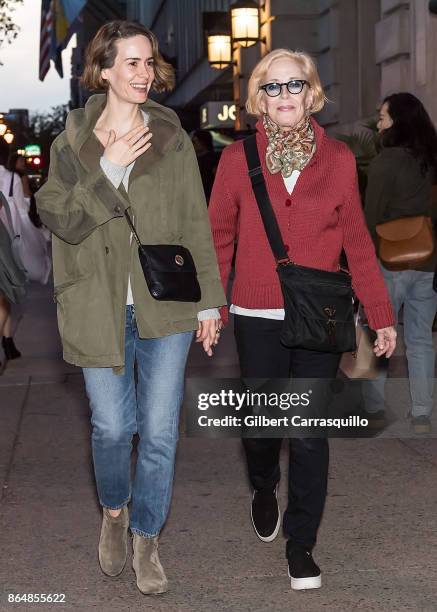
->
<box><xmin>246</xmin><ymin>49</ymin><xmax>326</xmax><ymax>117</ymax></box>
<box><xmin>81</xmin><ymin>20</ymin><xmax>175</xmax><ymax>93</ymax></box>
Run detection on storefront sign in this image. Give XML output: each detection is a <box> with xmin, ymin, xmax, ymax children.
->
<box><xmin>200</xmin><ymin>102</ymin><xmax>236</xmax><ymax>128</ymax></box>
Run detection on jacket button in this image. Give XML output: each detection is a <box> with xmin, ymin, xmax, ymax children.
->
<box><xmin>284</xmin><ymin>244</ymin><xmax>290</xmax><ymax>252</ymax></box>
<box><xmin>114</xmin><ymin>205</ymin><xmax>121</xmax><ymax>213</ymax></box>
<box><xmin>105</xmin><ymin>246</ymin><xmax>109</xmax><ymax>254</ymax></box>
<box><xmin>285</xmin><ymin>199</ymin><xmax>292</xmax><ymax>207</ymax></box>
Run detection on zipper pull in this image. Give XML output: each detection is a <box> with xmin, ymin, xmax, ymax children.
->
<box><xmin>324</xmin><ymin>307</ymin><xmax>337</xmax><ymax>345</ymax></box>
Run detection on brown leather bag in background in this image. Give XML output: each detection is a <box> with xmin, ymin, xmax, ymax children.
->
<box><xmin>376</xmin><ymin>215</ymin><xmax>434</xmax><ymax>270</ymax></box>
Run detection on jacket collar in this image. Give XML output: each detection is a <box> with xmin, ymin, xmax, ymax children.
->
<box><xmin>65</xmin><ymin>94</ymin><xmax>181</xmax><ymax>177</ymax></box>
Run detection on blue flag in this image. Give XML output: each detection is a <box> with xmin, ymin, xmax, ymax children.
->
<box><xmin>60</xmin><ymin>0</ymin><xmax>87</xmax><ymax>24</ymax></box>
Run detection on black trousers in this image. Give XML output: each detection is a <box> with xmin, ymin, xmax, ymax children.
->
<box><xmin>234</xmin><ymin>314</ymin><xmax>341</xmax><ymax>551</ymax></box>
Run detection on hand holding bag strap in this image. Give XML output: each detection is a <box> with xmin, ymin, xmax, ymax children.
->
<box><xmin>243</xmin><ymin>135</ymin><xmax>289</xmax><ymax>262</ymax></box>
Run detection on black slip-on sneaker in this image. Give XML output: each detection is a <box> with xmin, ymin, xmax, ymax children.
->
<box><xmin>250</xmin><ymin>485</ymin><xmax>281</xmax><ymax>543</ymax></box>
<box><xmin>287</xmin><ymin>546</ymin><xmax>322</xmax><ymax>590</ymax></box>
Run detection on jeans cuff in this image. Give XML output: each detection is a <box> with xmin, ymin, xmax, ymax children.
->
<box><xmin>130</xmin><ymin>526</ymin><xmax>159</xmax><ymax>539</ymax></box>
<box><xmin>411</xmin><ymin>410</ymin><xmax>432</xmax><ymax>418</ymax></box>
<box><xmin>100</xmin><ymin>496</ymin><xmax>130</xmax><ymax>511</ymax></box>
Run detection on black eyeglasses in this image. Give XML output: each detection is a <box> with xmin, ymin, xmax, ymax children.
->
<box><xmin>259</xmin><ymin>79</ymin><xmax>309</xmax><ymax>97</ymax></box>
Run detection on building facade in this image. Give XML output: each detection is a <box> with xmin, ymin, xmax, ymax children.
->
<box><xmin>126</xmin><ymin>0</ymin><xmax>437</xmax><ymax>135</ymax></box>
<box><xmin>70</xmin><ymin>0</ymin><xmax>127</xmax><ymax>109</ymax></box>
<box><xmin>375</xmin><ymin>0</ymin><xmax>437</xmax><ymax>126</ymax></box>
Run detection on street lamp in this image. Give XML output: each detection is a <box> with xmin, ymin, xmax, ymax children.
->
<box><xmin>206</xmin><ymin>1</ymin><xmax>266</xmax><ymax>130</ymax></box>
<box><xmin>4</xmin><ymin>131</ymin><xmax>14</xmax><ymax>144</ymax></box>
<box><xmin>207</xmin><ymin>33</ymin><xmax>232</xmax><ymax>68</ymax></box>
<box><xmin>231</xmin><ymin>1</ymin><xmax>260</xmax><ymax>48</ymax></box>
<box><xmin>207</xmin><ymin>1</ymin><xmax>262</xmax><ymax>68</ymax></box>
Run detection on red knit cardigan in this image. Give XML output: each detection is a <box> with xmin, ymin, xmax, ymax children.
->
<box><xmin>208</xmin><ymin>118</ymin><xmax>394</xmax><ymax>331</ymax></box>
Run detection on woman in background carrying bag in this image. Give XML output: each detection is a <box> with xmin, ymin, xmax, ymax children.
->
<box><xmin>364</xmin><ymin>93</ymin><xmax>437</xmax><ymax>434</ymax></box>
<box><xmin>0</xmin><ymin>139</ymin><xmax>28</xmax><ymax>367</ymax></box>
<box><xmin>0</xmin><ymin>141</ymin><xmax>28</xmax><ymax>362</ymax></box>
<box><xmin>209</xmin><ymin>48</ymin><xmax>396</xmax><ymax>591</ymax></box>
<box><xmin>36</xmin><ymin>20</ymin><xmax>225</xmax><ymax>595</ymax></box>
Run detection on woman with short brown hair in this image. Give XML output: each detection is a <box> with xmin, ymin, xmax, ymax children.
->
<box><xmin>36</xmin><ymin>20</ymin><xmax>225</xmax><ymax>595</ymax></box>
<box><xmin>81</xmin><ymin>20</ymin><xmax>175</xmax><ymax>93</ymax></box>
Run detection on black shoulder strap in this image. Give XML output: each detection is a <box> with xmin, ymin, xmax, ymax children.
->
<box><xmin>243</xmin><ymin>135</ymin><xmax>289</xmax><ymax>262</ymax></box>
<box><xmin>9</xmin><ymin>172</ymin><xmax>14</xmax><ymax>197</ymax></box>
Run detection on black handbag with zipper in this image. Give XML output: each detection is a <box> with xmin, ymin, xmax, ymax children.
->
<box><xmin>124</xmin><ymin>208</ymin><xmax>201</xmax><ymax>303</ymax></box>
<box><xmin>243</xmin><ymin>135</ymin><xmax>356</xmax><ymax>353</ymax></box>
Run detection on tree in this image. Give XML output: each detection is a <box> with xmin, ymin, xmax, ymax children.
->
<box><xmin>30</xmin><ymin>105</ymin><xmax>68</xmax><ymax>140</ymax></box>
<box><xmin>28</xmin><ymin>105</ymin><xmax>69</xmax><ymax>169</ymax></box>
<box><xmin>0</xmin><ymin>0</ymin><xmax>23</xmax><ymax>53</ymax></box>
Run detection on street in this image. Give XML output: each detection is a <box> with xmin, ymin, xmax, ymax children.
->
<box><xmin>1</xmin><ymin>282</ymin><xmax>437</xmax><ymax>611</ymax></box>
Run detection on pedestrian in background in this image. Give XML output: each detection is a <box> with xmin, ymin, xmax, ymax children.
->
<box><xmin>5</xmin><ymin>151</ymin><xmax>52</xmax><ymax>287</ymax></box>
<box><xmin>209</xmin><ymin>48</ymin><xmax>396</xmax><ymax>590</ymax></box>
<box><xmin>36</xmin><ymin>20</ymin><xmax>225</xmax><ymax>595</ymax></box>
<box><xmin>364</xmin><ymin>92</ymin><xmax>437</xmax><ymax>434</ymax></box>
<box><xmin>191</xmin><ymin>128</ymin><xmax>220</xmax><ymax>203</ymax></box>
<box><xmin>0</xmin><ymin>141</ymin><xmax>28</xmax><ymax>361</ymax></box>
<box><xmin>7</xmin><ymin>154</ymin><xmax>32</xmax><ymax>200</ymax></box>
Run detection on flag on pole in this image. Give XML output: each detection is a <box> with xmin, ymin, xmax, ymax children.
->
<box><xmin>39</xmin><ymin>0</ymin><xmax>87</xmax><ymax>81</ymax></box>
<box><xmin>39</xmin><ymin>0</ymin><xmax>53</xmax><ymax>81</ymax></box>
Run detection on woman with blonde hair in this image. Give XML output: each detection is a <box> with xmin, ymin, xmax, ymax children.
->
<box><xmin>36</xmin><ymin>20</ymin><xmax>225</xmax><ymax>595</ymax></box>
<box><xmin>209</xmin><ymin>49</ymin><xmax>396</xmax><ymax>589</ymax></box>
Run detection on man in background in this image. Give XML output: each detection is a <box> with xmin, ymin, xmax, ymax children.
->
<box><xmin>191</xmin><ymin>129</ymin><xmax>220</xmax><ymax>204</ymax></box>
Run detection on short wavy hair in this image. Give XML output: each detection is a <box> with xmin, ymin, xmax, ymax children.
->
<box><xmin>81</xmin><ymin>20</ymin><xmax>175</xmax><ymax>93</ymax></box>
<box><xmin>246</xmin><ymin>49</ymin><xmax>326</xmax><ymax>117</ymax></box>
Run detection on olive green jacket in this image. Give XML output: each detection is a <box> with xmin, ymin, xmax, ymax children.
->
<box><xmin>36</xmin><ymin>94</ymin><xmax>226</xmax><ymax>368</ymax></box>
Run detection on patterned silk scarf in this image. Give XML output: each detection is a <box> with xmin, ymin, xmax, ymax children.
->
<box><xmin>263</xmin><ymin>113</ymin><xmax>316</xmax><ymax>177</ymax></box>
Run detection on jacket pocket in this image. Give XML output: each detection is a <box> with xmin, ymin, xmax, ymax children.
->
<box><xmin>54</xmin><ymin>275</ymin><xmax>118</xmax><ymax>359</ymax></box>
<box><xmin>54</xmin><ymin>276</ymin><xmax>90</xmax><ymax>348</ymax></box>
<box><xmin>54</xmin><ymin>276</ymin><xmax>89</xmax><ymax>298</ymax></box>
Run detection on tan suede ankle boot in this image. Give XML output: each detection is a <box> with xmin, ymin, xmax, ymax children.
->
<box><xmin>98</xmin><ymin>506</ymin><xmax>129</xmax><ymax>577</ymax></box>
<box><xmin>132</xmin><ymin>533</ymin><xmax>168</xmax><ymax>594</ymax></box>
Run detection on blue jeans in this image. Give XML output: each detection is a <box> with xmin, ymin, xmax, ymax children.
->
<box><xmin>83</xmin><ymin>305</ymin><xmax>193</xmax><ymax>538</ymax></box>
<box><xmin>364</xmin><ymin>267</ymin><xmax>437</xmax><ymax>417</ymax></box>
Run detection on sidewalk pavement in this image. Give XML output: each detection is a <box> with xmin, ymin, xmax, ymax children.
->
<box><xmin>1</xmin><ymin>282</ymin><xmax>437</xmax><ymax>612</ymax></box>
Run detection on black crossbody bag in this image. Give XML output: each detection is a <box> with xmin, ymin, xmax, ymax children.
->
<box><xmin>124</xmin><ymin>209</ymin><xmax>201</xmax><ymax>303</ymax></box>
<box><xmin>243</xmin><ymin>135</ymin><xmax>356</xmax><ymax>353</ymax></box>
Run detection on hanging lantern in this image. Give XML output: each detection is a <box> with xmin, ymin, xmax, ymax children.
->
<box><xmin>4</xmin><ymin>131</ymin><xmax>14</xmax><ymax>144</ymax></box>
<box><xmin>207</xmin><ymin>33</ymin><xmax>232</xmax><ymax>69</ymax></box>
<box><xmin>0</xmin><ymin>123</ymin><xmax>7</xmax><ymax>137</ymax></box>
<box><xmin>231</xmin><ymin>0</ymin><xmax>260</xmax><ymax>48</ymax></box>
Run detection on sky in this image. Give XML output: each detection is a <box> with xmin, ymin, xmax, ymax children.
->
<box><xmin>0</xmin><ymin>0</ymin><xmax>75</xmax><ymax>115</ymax></box>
